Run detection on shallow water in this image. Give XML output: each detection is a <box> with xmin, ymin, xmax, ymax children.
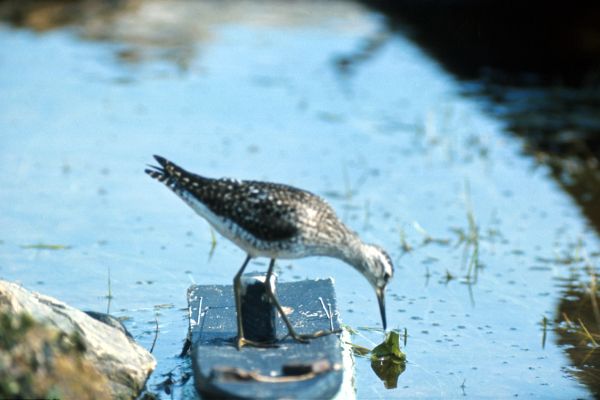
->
<box><xmin>1</xmin><ymin>1</ymin><xmax>599</xmax><ymax>398</ymax></box>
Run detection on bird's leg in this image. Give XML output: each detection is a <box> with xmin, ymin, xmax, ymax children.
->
<box><xmin>234</xmin><ymin>255</ymin><xmax>252</xmax><ymax>349</ymax></box>
<box><xmin>263</xmin><ymin>259</ymin><xmax>308</xmax><ymax>343</ymax></box>
<box><xmin>234</xmin><ymin>255</ymin><xmax>277</xmax><ymax>349</ymax></box>
<box><xmin>264</xmin><ymin>259</ymin><xmax>342</xmax><ymax>343</ymax></box>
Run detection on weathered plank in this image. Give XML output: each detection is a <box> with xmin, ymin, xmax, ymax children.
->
<box><xmin>188</xmin><ymin>277</ymin><xmax>345</xmax><ymax>399</ymax></box>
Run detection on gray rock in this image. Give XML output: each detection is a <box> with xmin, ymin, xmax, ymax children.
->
<box><xmin>0</xmin><ymin>280</ymin><xmax>156</xmax><ymax>399</ymax></box>
<box><xmin>85</xmin><ymin>310</ymin><xmax>135</xmax><ymax>339</ymax></box>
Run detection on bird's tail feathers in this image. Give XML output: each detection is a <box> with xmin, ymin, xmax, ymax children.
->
<box><xmin>145</xmin><ymin>155</ymin><xmax>207</xmax><ymax>191</ymax></box>
<box><xmin>145</xmin><ymin>155</ymin><xmax>185</xmax><ymax>178</ymax></box>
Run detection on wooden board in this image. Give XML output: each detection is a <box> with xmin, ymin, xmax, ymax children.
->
<box><xmin>187</xmin><ymin>278</ymin><xmax>344</xmax><ymax>399</ymax></box>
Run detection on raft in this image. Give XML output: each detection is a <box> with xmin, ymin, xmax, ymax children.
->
<box><xmin>186</xmin><ymin>274</ymin><xmax>354</xmax><ymax>399</ymax></box>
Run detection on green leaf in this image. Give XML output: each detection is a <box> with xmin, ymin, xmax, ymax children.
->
<box><xmin>370</xmin><ymin>330</ymin><xmax>406</xmax><ymax>362</ymax></box>
<box><xmin>371</xmin><ymin>356</ymin><xmax>406</xmax><ymax>389</ymax></box>
<box><xmin>348</xmin><ymin>342</ymin><xmax>371</xmax><ymax>357</ymax></box>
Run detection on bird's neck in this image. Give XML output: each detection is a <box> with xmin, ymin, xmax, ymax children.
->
<box><xmin>335</xmin><ymin>234</ymin><xmax>369</xmax><ymax>274</ymax></box>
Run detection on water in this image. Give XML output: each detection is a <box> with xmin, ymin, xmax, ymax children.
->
<box><xmin>1</xmin><ymin>1</ymin><xmax>599</xmax><ymax>398</ymax></box>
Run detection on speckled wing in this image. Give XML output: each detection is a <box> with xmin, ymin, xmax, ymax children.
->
<box><xmin>145</xmin><ymin>156</ymin><xmax>322</xmax><ymax>241</ymax></box>
<box><xmin>195</xmin><ymin>179</ymin><xmax>316</xmax><ymax>241</ymax></box>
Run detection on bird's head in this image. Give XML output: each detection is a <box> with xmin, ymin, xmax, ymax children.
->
<box><xmin>360</xmin><ymin>244</ymin><xmax>394</xmax><ymax>331</ymax></box>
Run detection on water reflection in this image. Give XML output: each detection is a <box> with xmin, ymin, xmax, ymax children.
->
<box><xmin>0</xmin><ymin>0</ymin><xmax>368</xmax><ymax>71</ymax></box>
<box><xmin>353</xmin><ymin>1</ymin><xmax>600</xmax><ymax>235</ymax></box>
<box><xmin>371</xmin><ymin>357</ymin><xmax>405</xmax><ymax>389</ymax></box>
<box><xmin>467</xmin><ymin>85</ymin><xmax>600</xmax><ymax>235</ymax></box>
<box><xmin>348</xmin><ymin>2</ymin><xmax>600</xmax><ymax>395</ymax></box>
<box><xmin>0</xmin><ymin>0</ymin><xmax>136</xmax><ymax>31</ymax></box>
<box><xmin>556</xmin><ymin>274</ymin><xmax>600</xmax><ymax>398</ymax></box>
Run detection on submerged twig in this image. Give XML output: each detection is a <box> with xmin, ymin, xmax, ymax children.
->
<box><xmin>150</xmin><ymin>314</ymin><xmax>159</xmax><ymax>353</ymax></box>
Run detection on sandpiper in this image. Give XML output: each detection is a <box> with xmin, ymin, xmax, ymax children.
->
<box><xmin>146</xmin><ymin>155</ymin><xmax>393</xmax><ymax>349</ymax></box>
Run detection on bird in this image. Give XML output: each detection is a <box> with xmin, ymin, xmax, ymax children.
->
<box><xmin>145</xmin><ymin>155</ymin><xmax>393</xmax><ymax>349</ymax></box>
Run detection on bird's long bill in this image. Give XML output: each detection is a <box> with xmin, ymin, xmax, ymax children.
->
<box><xmin>376</xmin><ymin>287</ymin><xmax>387</xmax><ymax>331</ymax></box>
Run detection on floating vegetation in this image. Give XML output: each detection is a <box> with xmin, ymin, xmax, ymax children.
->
<box><xmin>402</xmin><ymin>184</ymin><xmax>486</xmax><ymax>287</ymax></box>
<box><xmin>464</xmin><ymin>201</ymin><xmax>480</xmax><ymax>283</ymax></box>
<box><xmin>348</xmin><ymin>342</ymin><xmax>371</xmax><ymax>357</ymax></box>
<box><xmin>443</xmin><ymin>269</ymin><xmax>456</xmax><ymax>284</ymax></box>
<box><xmin>371</xmin><ymin>330</ymin><xmax>406</xmax><ymax>361</ymax></box>
<box><xmin>355</xmin><ymin>326</ymin><xmax>385</xmax><ymax>333</ymax></box>
<box><xmin>341</xmin><ymin>323</ymin><xmax>358</xmax><ymax>335</ymax></box>
<box><xmin>413</xmin><ymin>222</ymin><xmax>451</xmax><ymax>246</ymax></box>
<box><xmin>451</xmin><ymin>183</ymin><xmax>481</xmax><ymax>284</ymax></box>
<box><xmin>153</xmin><ymin>304</ymin><xmax>175</xmax><ymax>310</ymax></box>
<box><xmin>20</xmin><ymin>243</ymin><xmax>71</xmax><ymax>250</ymax></box>
<box><xmin>370</xmin><ymin>331</ymin><xmax>407</xmax><ymax>389</ymax></box>
<box><xmin>345</xmin><ymin>328</ymin><xmax>407</xmax><ymax>389</ymax></box>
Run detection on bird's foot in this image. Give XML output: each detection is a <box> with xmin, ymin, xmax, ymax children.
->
<box><xmin>298</xmin><ymin>328</ymin><xmax>343</xmax><ymax>340</ymax></box>
<box><xmin>288</xmin><ymin>328</ymin><xmax>343</xmax><ymax>343</ymax></box>
<box><xmin>287</xmin><ymin>333</ymin><xmax>309</xmax><ymax>344</ymax></box>
<box><xmin>236</xmin><ymin>336</ymin><xmax>279</xmax><ymax>350</ymax></box>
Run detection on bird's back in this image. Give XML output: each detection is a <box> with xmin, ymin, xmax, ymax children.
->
<box><xmin>145</xmin><ymin>156</ymin><xmax>350</xmax><ymax>257</ymax></box>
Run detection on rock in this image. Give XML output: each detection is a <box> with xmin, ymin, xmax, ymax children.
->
<box><xmin>85</xmin><ymin>310</ymin><xmax>134</xmax><ymax>339</ymax></box>
<box><xmin>0</xmin><ymin>280</ymin><xmax>156</xmax><ymax>399</ymax></box>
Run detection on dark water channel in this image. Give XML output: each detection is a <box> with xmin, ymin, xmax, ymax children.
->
<box><xmin>1</xmin><ymin>1</ymin><xmax>600</xmax><ymax>398</ymax></box>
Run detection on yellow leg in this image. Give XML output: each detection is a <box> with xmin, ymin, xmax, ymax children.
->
<box><xmin>264</xmin><ymin>259</ymin><xmax>341</xmax><ymax>343</ymax></box>
<box><xmin>233</xmin><ymin>255</ymin><xmax>279</xmax><ymax>349</ymax></box>
<box><xmin>233</xmin><ymin>255</ymin><xmax>251</xmax><ymax>350</ymax></box>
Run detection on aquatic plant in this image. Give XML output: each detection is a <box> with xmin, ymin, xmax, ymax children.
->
<box><xmin>370</xmin><ymin>330</ymin><xmax>407</xmax><ymax>389</ymax></box>
<box><xmin>345</xmin><ymin>327</ymin><xmax>407</xmax><ymax>389</ymax></box>
<box><xmin>450</xmin><ymin>182</ymin><xmax>481</xmax><ymax>283</ymax></box>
